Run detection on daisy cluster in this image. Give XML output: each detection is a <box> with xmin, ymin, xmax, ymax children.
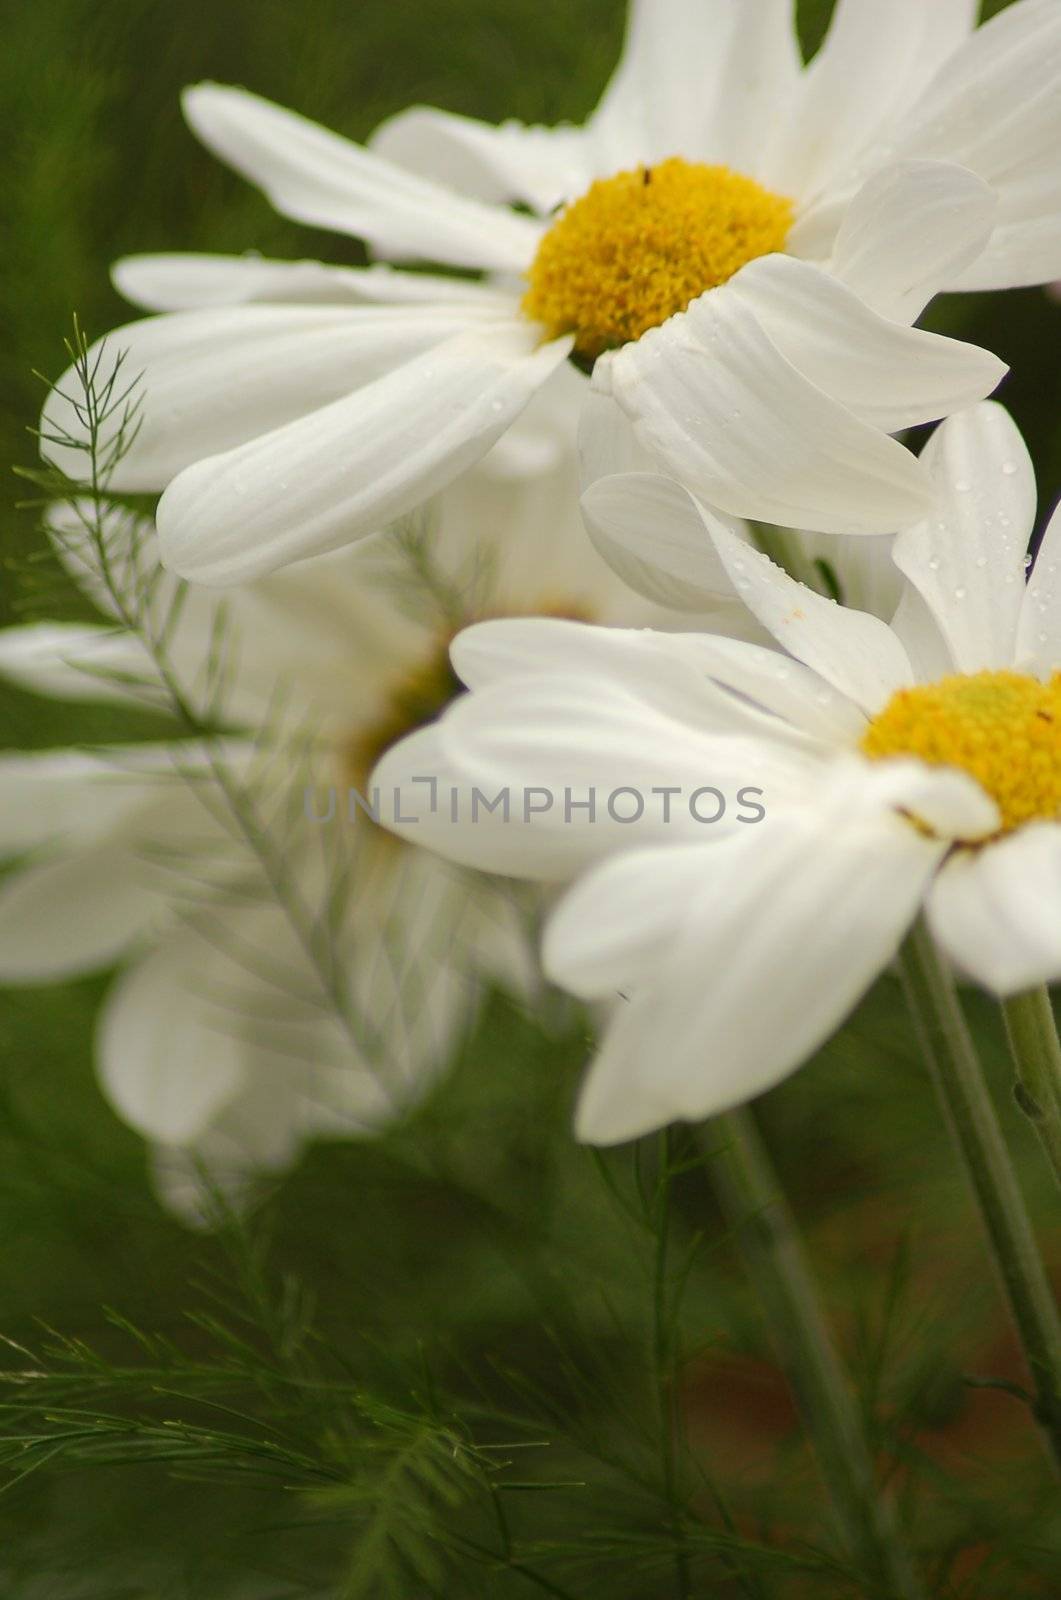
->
<box><xmin>3</xmin><ymin>0</ymin><xmax>1060</xmax><ymax>1211</ymax></box>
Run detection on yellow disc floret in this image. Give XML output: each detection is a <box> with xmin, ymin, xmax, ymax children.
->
<box><xmin>861</xmin><ymin>670</ymin><xmax>1061</xmax><ymax>836</ymax></box>
<box><xmin>522</xmin><ymin>157</ymin><xmax>794</xmax><ymax>360</ymax></box>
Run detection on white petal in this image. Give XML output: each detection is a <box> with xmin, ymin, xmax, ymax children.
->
<box><xmin>893</xmin><ymin>403</ymin><xmax>1037</xmax><ymax>673</ymax></box>
<box><xmin>449</xmin><ymin>617</ymin><xmax>825</xmax><ymax>745</ymax></box>
<box><xmin>157</xmin><ymin>323</ymin><xmax>571</xmax><ymax>584</ymax></box>
<box><xmin>697</xmin><ymin>0</ymin><xmax>802</xmax><ymax>178</ymax></box>
<box><xmin>790</xmin><ymin>528</ymin><xmax>903</xmax><ymax>621</ymax></box>
<box><xmin>41</xmin><ymin>303</ymin><xmax>507</xmax><ymax>491</ymax></box>
<box><xmin>770</xmin><ymin>0</ymin><xmax>975</xmax><ymax>200</ymax></box>
<box><xmin>952</xmin><ymin>196</ymin><xmax>1061</xmax><ymax>292</ymax></box>
<box><xmin>372</xmin><ymin>670</ymin><xmax>816</xmax><ymax>881</ymax></box>
<box><xmin>182</xmin><ymin>83</ymin><xmax>542</xmax><ymax>271</ymax></box>
<box><xmin>889</xmin><ymin>582</ymin><xmax>955</xmax><ymax>683</ymax></box>
<box><xmin>728</xmin><ymin>256</ymin><xmax>1005</xmax><ymax>432</ymax></box>
<box><xmin>580</xmin><ymin>473</ymin><xmax>748</xmax><ymax>611</ymax></box>
<box><xmin>896</xmin><ymin>0</ymin><xmax>1061</xmax><ymax>290</ymax></box>
<box><xmin>597</xmin><ymin>282</ymin><xmax>937</xmax><ymax>537</ymax></box>
<box><xmin>705</xmin><ymin>519</ymin><xmax>914</xmax><ymax>714</ymax></box>
<box><xmin>0</xmin><ymin>847</ymin><xmax>161</xmax><ymax>982</ymax></box>
<box><xmin>112</xmin><ymin>252</ymin><xmax>514</xmax><ymax>312</ymax></box>
<box><xmin>894</xmin><ymin>0</ymin><xmax>1061</xmax><ymax>187</ymax></box>
<box><xmin>369</xmin><ymin>106</ymin><xmax>592</xmax><ymax>214</ymax></box>
<box><xmin>1017</xmin><ymin>499</ymin><xmax>1061</xmax><ymax>675</ymax></box>
<box><xmin>578</xmin><ymin>389</ymin><xmax>657</xmax><ymax>488</ymax></box>
<box><xmin>663</xmin><ymin>632</ymin><xmax>866</xmax><ymax>744</ymax></box>
<box><xmin>97</xmin><ymin>937</ymin><xmax>247</xmax><ymax>1144</ymax></box>
<box><xmin>825</xmin><ymin>160</ymin><xmax>999</xmax><ymax>323</ymax></box>
<box><xmin>0</xmin><ymin>622</ymin><xmax>156</xmax><ymax>704</ymax></box>
<box><xmin>542</xmin><ymin>843</ymin><xmax>713</xmax><ymax>1000</ymax></box>
<box><xmin>928</xmin><ymin>825</ymin><xmax>1061</xmax><ymax>996</ymax></box>
<box><xmin>571</xmin><ymin>782</ymin><xmax>943</xmax><ymax>1143</ymax></box>
<box><xmin>586</xmin><ymin>0</ymin><xmax>733</xmax><ymax>168</ymax></box>
<box><xmin>855</xmin><ymin>755</ymin><xmax>1000</xmax><ymax>842</ymax></box>
<box><xmin>0</xmin><ymin>746</ymin><xmax>184</xmax><ymax>856</ymax></box>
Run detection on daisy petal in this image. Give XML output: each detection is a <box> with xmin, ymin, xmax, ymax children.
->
<box><xmin>449</xmin><ymin>617</ymin><xmax>822</xmax><ymax>743</ymax></box>
<box><xmin>157</xmin><ymin>324</ymin><xmax>571</xmax><ymax>584</ymax></box>
<box><xmin>596</xmin><ymin>284</ymin><xmax>936</xmax><ymax>537</ymax></box>
<box><xmin>928</xmin><ymin>824</ymin><xmax>1061</xmax><ymax>996</ymax></box>
<box><xmin>0</xmin><ymin>622</ymin><xmax>155</xmax><ymax>705</ymax></box>
<box><xmin>825</xmin><ymin>160</ymin><xmax>999</xmax><ymax>324</ymax></box>
<box><xmin>889</xmin><ymin>583</ymin><xmax>955</xmax><ymax>683</ymax></box>
<box><xmin>1017</xmin><ymin>500</ymin><xmax>1061</xmax><ymax>676</ymax></box>
<box><xmin>0</xmin><ymin>747</ymin><xmax>184</xmax><ymax>856</ymax></box>
<box><xmin>705</xmin><ymin>519</ymin><xmax>914</xmax><ymax>713</ymax></box>
<box><xmin>698</xmin><ymin>0</ymin><xmax>801</xmax><ymax>178</ymax></box>
<box><xmin>372</xmin><ymin>670</ymin><xmax>814</xmax><ymax>881</ymax></box>
<box><xmin>97</xmin><ymin>936</ymin><xmax>246</xmax><ymax>1144</ymax></box>
<box><xmin>897</xmin><ymin>0</ymin><xmax>1061</xmax><ymax>186</ymax></box>
<box><xmin>729</xmin><ymin>256</ymin><xmax>1005</xmax><ymax>433</ymax></box>
<box><xmin>587</xmin><ymin>0</ymin><xmax>734</xmax><ymax>168</ymax></box>
<box><xmin>542</xmin><ymin>843</ymin><xmax>716</xmax><ymax>1000</ymax></box>
<box><xmin>42</xmin><ymin>303</ymin><xmax>507</xmax><ymax>492</ymax></box>
<box><xmin>182</xmin><ymin>83</ymin><xmax>542</xmax><ymax>271</ymax></box>
<box><xmin>0</xmin><ymin>847</ymin><xmax>160</xmax><ymax>982</ymax></box>
<box><xmin>570</xmin><ymin>780</ymin><xmax>943</xmax><ymax>1143</ymax></box>
<box><xmin>893</xmin><ymin>403</ymin><xmax>1037</xmax><ymax>673</ymax></box>
<box><xmin>578</xmin><ymin>390</ymin><xmax>657</xmax><ymax>487</ymax></box>
<box><xmin>369</xmin><ymin>106</ymin><xmax>591</xmax><ymax>214</ymax></box>
<box><xmin>112</xmin><ymin>252</ymin><xmax>513</xmax><ymax>312</ymax></box>
<box><xmin>770</xmin><ymin>0</ymin><xmax>976</xmax><ymax>200</ymax></box>
<box><xmin>580</xmin><ymin>473</ymin><xmax>745</xmax><ymax>611</ymax></box>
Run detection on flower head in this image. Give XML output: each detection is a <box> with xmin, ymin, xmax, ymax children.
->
<box><xmin>371</xmin><ymin>403</ymin><xmax>1061</xmax><ymax>1143</ymax></box>
<box><xmin>0</xmin><ymin>432</ymin><xmax>666</xmax><ymax>1215</ymax></box>
<box><xmin>43</xmin><ymin>0</ymin><xmax>1061</xmax><ymax>581</ymax></box>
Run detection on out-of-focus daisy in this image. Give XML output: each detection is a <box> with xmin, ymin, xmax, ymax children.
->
<box><xmin>0</xmin><ymin>445</ymin><xmax>663</xmax><ymax>1215</ymax></box>
<box><xmin>46</xmin><ymin>0</ymin><xmax>1061</xmax><ymax>582</ymax></box>
<box><xmin>373</xmin><ymin>403</ymin><xmax>1061</xmax><ymax>1143</ymax></box>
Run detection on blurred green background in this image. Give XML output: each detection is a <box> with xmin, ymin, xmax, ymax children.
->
<box><xmin>1</xmin><ymin>0</ymin><xmax>1060</xmax><ymax>1594</ymax></box>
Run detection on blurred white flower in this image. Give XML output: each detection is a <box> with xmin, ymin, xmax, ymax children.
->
<box><xmin>0</xmin><ymin>437</ymin><xmax>664</xmax><ymax>1218</ymax></box>
<box><xmin>373</xmin><ymin>402</ymin><xmax>1061</xmax><ymax>1143</ymax></box>
<box><xmin>45</xmin><ymin>0</ymin><xmax>1061</xmax><ymax>582</ymax></box>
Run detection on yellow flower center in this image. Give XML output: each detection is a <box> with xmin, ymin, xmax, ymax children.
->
<box><xmin>522</xmin><ymin>157</ymin><xmax>794</xmax><ymax>361</ymax></box>
<box><xmin>861</xmin><ymin>671</ymin><xmax>1061</xmax><ymax>836</ymax></box>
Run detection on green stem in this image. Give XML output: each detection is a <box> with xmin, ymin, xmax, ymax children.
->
<box><xmin>708</xmin><ymin>1109</ymin><xmax>926</xmax><ymax>1600</ymax></box>
<box><xmin>654</xmin><ymin>1132</ymin><xmax>691</xmax><ymax>1599</ymax></box>
<box><xmin>1002</xmin><ymin>987</ymin><xmax>1061</xmax><ymax>1190</ymax></box>
<box><xmin>899</xmin><ymin>920</ymin><xmax>1061</xmax><ymax>1472</ymax></box>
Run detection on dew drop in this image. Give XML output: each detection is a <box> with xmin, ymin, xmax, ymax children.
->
<box><xmin>1001</xmin><ymin>461</ymin><xmax>1019</xmax><ymax>477</ymax></box>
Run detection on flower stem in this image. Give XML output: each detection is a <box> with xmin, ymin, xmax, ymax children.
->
<box><xmin>898</xmin><ymin>919</ymin><xmax>1061</xmax><ymax>1472</ymax></box>
<box><xmin>708</xmin><ymin>1109</ymin><xmax>926</xmax><ymax>1599</ymax></box>
<box><xmin>1002</xmin><ymin>987</ymin><xmax>1061</xmax><ymax>1190</ymax></box>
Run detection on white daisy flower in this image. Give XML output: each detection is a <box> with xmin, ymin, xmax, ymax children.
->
<box><xmin>372</xmin><ymin>402</ymin><xmax>1061</xmax><ymax>1144</ymax></box>
<box><xmin>0</xmin><ymin>447</ymin><xmax>663</xmax><ymax>1216</ymax></box>
<box><xmin>43</xmin><ymin>0</ymin><xmax>1061</xmax><ymax>583</ymax></box>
